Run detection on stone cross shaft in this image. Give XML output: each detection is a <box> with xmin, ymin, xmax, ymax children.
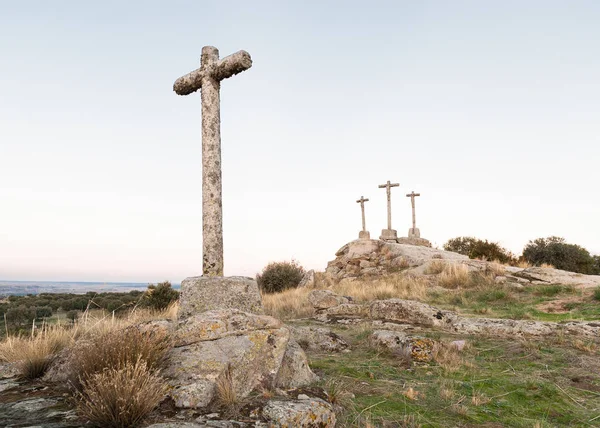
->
<box><xmin>406</xmin><ymin>191</ymin><xmax>421</xmax><ymax>230</ymax></box>
<box><xmin>356</xmin><ymin>196</ymin><xmax>369</xmax><ymax>232</ymax></box>
<box><xmin>173</xmin><ymin>46</ymin><xmax>252</xmax><ymax>276</ymax></box>
<box><xmin>378</xmin><ymin>180</ymin><xmax>399</xmax><ymax>230</ymax></box>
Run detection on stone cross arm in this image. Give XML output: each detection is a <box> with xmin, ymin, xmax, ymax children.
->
<box><xmin>356</xmin><ymin>196</ymin><xmax>369</xmax><ymax>204</ymax></box>
<box><xmin>173</xmin><ymin>49</ymin><xmax>252</xmax><ymax>96</ymax></box>
<box><xmin>378</xmin><ymin>181</ymin><xmax>399</xmax><ymax>189</ymax></box>
<box><xmin>406</xmin><ymin>191</ymin><xmax>421</xmax><ymax>198</ymax></box>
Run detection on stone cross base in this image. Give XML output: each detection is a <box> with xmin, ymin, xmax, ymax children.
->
<box><xmin>408</xmin><ymin>228</ymin><xmax>421</xmax><ymax>238</ymax></box>
<box><xmin>379</xmin><ymin>229</ymin><xmax>398</xmax><ymax>242</ymax></box>
<box><xmin>359</xmin><ymin>231</ymin><xmax>371</xmax><ymax>240</ymax></box>
<box><xmin>179</xmin><ymin>276</ymin><xmax>264</xmax><ymax>319</ymax></box>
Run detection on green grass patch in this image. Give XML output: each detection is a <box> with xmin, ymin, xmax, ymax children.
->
<box><xmin>309</xmin><ymin>330</ymin><xmax>600</xmax><ymax>427</ymax></box>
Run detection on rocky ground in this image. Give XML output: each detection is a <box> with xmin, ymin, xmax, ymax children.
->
<box><xmin>1</xmin><ymin>241</ymin><xmax>599</xmax><ymax>427</ymax></box>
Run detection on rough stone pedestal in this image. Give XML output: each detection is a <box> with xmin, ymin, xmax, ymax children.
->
<box><xmin>359</xmin><ymin>231</ymin><xmax>371</xmax><ymax>240</ymax></box>
<box><xmin>408</xmin><ymin>227</ymin><xmax>421</xmax><ymax>238</ymax></box>
<box><xmin>379</xmin><ymin>229</ymin><xmax>398</xmax><ymax>242</ymax></box>
<box><xmin>179</xmin><ymin>276</ymin><xmax>264</xmax><ymax>318</ymax></box>
<box><xmin>397</xmin><ymin>236</ymin><xmax>432</xmax><ymax>247</ymax></box>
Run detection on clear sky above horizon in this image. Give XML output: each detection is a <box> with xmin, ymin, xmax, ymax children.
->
<box><xmin>1</xmin><ymin>1</ymin><xmax>599</xmax><ymax>283</ymax></box>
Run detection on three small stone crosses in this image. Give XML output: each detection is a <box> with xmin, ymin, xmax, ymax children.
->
<box><xmin>356</xmin><ymin>181</ymin><xmax>422</xmax><ymax>242</ymax></box>
<box><xmin>173</xmin><ymin>46</ymin><xmax>252</xmax><ymax>277</ymax></box>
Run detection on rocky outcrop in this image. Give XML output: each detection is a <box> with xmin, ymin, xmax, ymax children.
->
<box><xmin>298</xmin><ymin>269</ymin><xmax>316</xmax><ymax>288</ymax></box>
<box><xmin>309</xmin><ymin>291</ymin><xmax>600</xmax><ymax>340</ymax></box>
<box><xmin>308</xmin><ymin>290</ymin><xmax>353</xmax><ymax>309</ymax></box>
<box><xmin>165</xmin><ymin>309</ymin><xmax>317</xmax><ymax>409</ymax></box>
<box><xmin>288</xmin><ymin>326</ymin><xmax>349</xmax><ymax>352</ymax></box>
<box><xmin>262</xmin><ymin>398</ymin><xmax>336</xmax><ymax>427</ymax></box>
<box><xmin>326</xmin><ymin>239</ymin><xmax>468</xmax><ymax>280</ymax></box>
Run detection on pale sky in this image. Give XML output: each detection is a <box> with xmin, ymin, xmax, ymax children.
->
<box><xmin>1</xmin><ymin>1</ymin><xmax>599</xmax><ymax>283</ymax></box>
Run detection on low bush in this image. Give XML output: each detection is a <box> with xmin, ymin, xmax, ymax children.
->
<box><xmin>593</xmin><ymin>287</ymin><xmax>600</xmax><ymax>301</ymax></box>
<box><xmin>444</xmin><ymin>237</ymin><xmax>516</xmax><ymax>265</ymax></box>
<box><xmin>140</xmin><ymin>281</ymin><xmax>179</xmax><ymax>311</ymax></box>
<box><xmin>522</xmin><ymin>236</ymin><xmax>599</xmax><ymax>274</ymax></box>
<box><xmin>75</xmin><ymin>359</ymin><xmax>166</xmax><ymax>428</ymax></box>
<box><xmin>256</xmin><ymin>260</ymin><xmax>305</xmax><ymax>293</ymax></box>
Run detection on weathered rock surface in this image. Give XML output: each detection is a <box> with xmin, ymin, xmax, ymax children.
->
<box><xmin>262</xmin><ymin>398</ymin><xmax>336</xmax><ymax>427</ymax></box>
<box><xmin>165</xmin><ymin>309</ymin><xmax>316</xmax><ymax>409</ymax></box>
<box><xmin>370</xmin><ymin>330</ymin><xmax>436</xmax><ymax>362</ymax></box>
<box><xmin>179</xmin><ymin>276</ymin><xmax>264</xmax><ymax>318</ymax></box>
<box><xmin>298</xmin><ymin>269</ymin><xmax>316</xmax><ymax>288</ymax></box>
<box><xmin>370</xmin><ymin>299</ymin><xmax>457</xmax><ymax>328</ymax></box>
<box><xmin>312</xmin><ymin>291</ymin><xmax>600</xmax><ymax>340</ymax></box>
<box><xmin>288</xmin><ymin>326</ymin><xmax>349</xmax><ymax>352</ymax></box>
<box><xmin>510</xmin><ymin>267</ymin><xmax>600</xmax><ymax>288</ymax></box>
<box><xmin>0</xmin><ymin>396</ymin><xmax>79</xmax><ymax>428</ymax></box>
<box><xmin>308</xmin><ymin>290</ymin><xmax>352</xmax><ymax>309</ymax></box>
<box><xmin>275</xmin><ymin>339</ymin><xmax>319</xmax><ymax>388</ymax></box>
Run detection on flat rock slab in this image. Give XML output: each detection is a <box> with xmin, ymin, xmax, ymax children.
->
<box><xmin>179</xmin><ymin>276</ymin><xmax>264</xmax><ymax>318</ymax></box>
<box><xmin>263</xmin><ymin>398</ymin><xmax>336</xmax><ymax>427</ymax></box>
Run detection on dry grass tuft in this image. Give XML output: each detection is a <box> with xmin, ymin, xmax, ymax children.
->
<box><xmin>572</xmin><ymin>339</ymin><xmax>598</xmax><ymax>354</ymax></box>
<box><xmin>214</xmin><ymin>365</ymin><xmax>241</xmax><ymax>417</ymax></box>
<box><xmin>325</xmin><ymin>379</ymin><xmax>354</xmax><ymax>408</ymax></box>
<box><xmin>433</xmin><ymin>343</ymin><xmax>465</xmax><ymax>373</ymax></box>
<box><xmin>70</xmin><ymin>325</ymin><xmax>171</xmax><ymax>390</ymax></box>
<box><xmin>539</xmin><ymin>263</ymin><xmax>555</xmax><ymax>269</ymax></box>
<box><xmin>334</xmin><ymin>275</ymin><xmax>429</xmax><ymax>303</ymax></box>
<box><xmin>76</xmin><ymin>359</ymin><xmax>166</xmax><ymax>428</ymax></box>
<box><xmin>425</xmin><ymin>260</ymin><xmax>446</xmax><ymax>275</ymax></box>
<box><xmin>437</xmin><ymin>264</ymin><xmax>470</xmax><ymax>289</ymax></box>
<box><xmin>470</xmin><ymin>390</ymin><xmax>490</xmax><ymax>406</ymax></box>
<box><xmin>487</xmin><ymin>261</ymin><xmax>506</xmax><ymax>277</ymax></box>
<box><xmin>516</xmin><ymin>259</ymin><xmax>533</xmax><ymax>268</ymax></box>
<box><xmin>0</xmin><ymin>326</ymin><xmax>74</xmax><ymax>379</ymax></box>
<box><xmin>402</xmin><ymin>387</ymin><xmax>421</xmax><ymax>401</ymax></box>
<box><xmin>262</xmin><ymin>286</ymin><xmax>313</xmax><ymax>320</ymax></box>
<box><xmin>439</xmin><ymin>382</ymin><xmax>456</xmax><ymax>400</ymax></box>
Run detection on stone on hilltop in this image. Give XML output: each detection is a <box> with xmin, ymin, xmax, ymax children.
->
<box><xmin>179</xmin><ymin>276</ymin><xmax>263</xmax><ymax>318</ymax></box>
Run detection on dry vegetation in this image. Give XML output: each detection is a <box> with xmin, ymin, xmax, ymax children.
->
<box><xmin>0</xmin><ymin>303</ymin><xmax>178</xmax><ymax>427</ymax></box>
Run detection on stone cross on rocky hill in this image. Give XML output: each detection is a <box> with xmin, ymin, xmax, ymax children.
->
<box><xmin>356</xmin><ymin>196</ymin><xmax>370</xmax><ymax>240</ymax></box>
<box><xmin>378</xmin><ymin>181</ymin><xmax>399</xmax><ymax>242</ymax></box>
<box><xmin>406</xmin><ymin>191</ymin><xmax>421</xmax><ymax>238</ymax></box>
<box><xmin>173</xmin><ymin>46</ymin><xmax>252</xmax><ymax>276</ymax></box>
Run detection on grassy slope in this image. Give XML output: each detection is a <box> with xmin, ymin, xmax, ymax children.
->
<box><xmin>307</xmin><ymin>325</ymin><xmax>600</xmax><ymax>427</ymax></box>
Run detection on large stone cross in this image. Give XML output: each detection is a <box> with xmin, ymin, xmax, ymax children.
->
<box><xmin>356</xmin><ymin>196</ymin><xmax>370</xmax><ymax>239</ymax></box>
<box><xmin>406</xmin><ymin>191</ymin><xmax>421</xmax><ymax>238</ymax></box>
<box><xmin>378</xmin><ymin>180</ymin><xmax>399</xmax><ymax>230</ymax></box>
<box><xmin>173</xmin><ymin>46</ymin><xmax>252</xmax><ymax>276</ymax></box>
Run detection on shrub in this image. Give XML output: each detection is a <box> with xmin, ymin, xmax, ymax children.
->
<box><xmin>444</xmin><ymin>237</ymin><xmax>516</xmax><ymax>265</ymax></box>
<box><xmin>522</xmin><ymin>237</ymin><xmax>599</xmax><ymax>274</ymax></box>
<box><xmin>70</xmin><ymin>326</ymin><xmax>171</xmax><ymax>390</ymax></box>
<box><xmin>76</xmin><ymin>359</ymin><xmax>166</xmax><ymax>428</ymax></box>
<box><xmin>593</xmin><ymin>287</ymin><xmax>600</xmax><ymax>301</ymax></box>
<box><xmin>140</xmin><ymin>281</ymin><xmax>179</xmax><ymax>311</ymax></box>
<box><xmin>256</xmin><ymin>260</ymin><xmax>305</xmax><ymax>294</ymax></box>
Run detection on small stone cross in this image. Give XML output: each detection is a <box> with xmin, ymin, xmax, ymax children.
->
<box><xmin>378</xmin><ymin>180</ymin><xmax>400</xmax><ymax>230</ymax></box>
<box><xmin>406</xmin><ymin>191</ymin><xmax>421</xmax><ymax>231</ymax></box>
<box><xmin>173</xmin><ymin>46</ymin><xmax>252</xmax><ymax>276</ymax></box>
<box><xmin>356</xmin><ymin>196</ymin><xmax>369</xmax><ymax>238</ymax></box>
